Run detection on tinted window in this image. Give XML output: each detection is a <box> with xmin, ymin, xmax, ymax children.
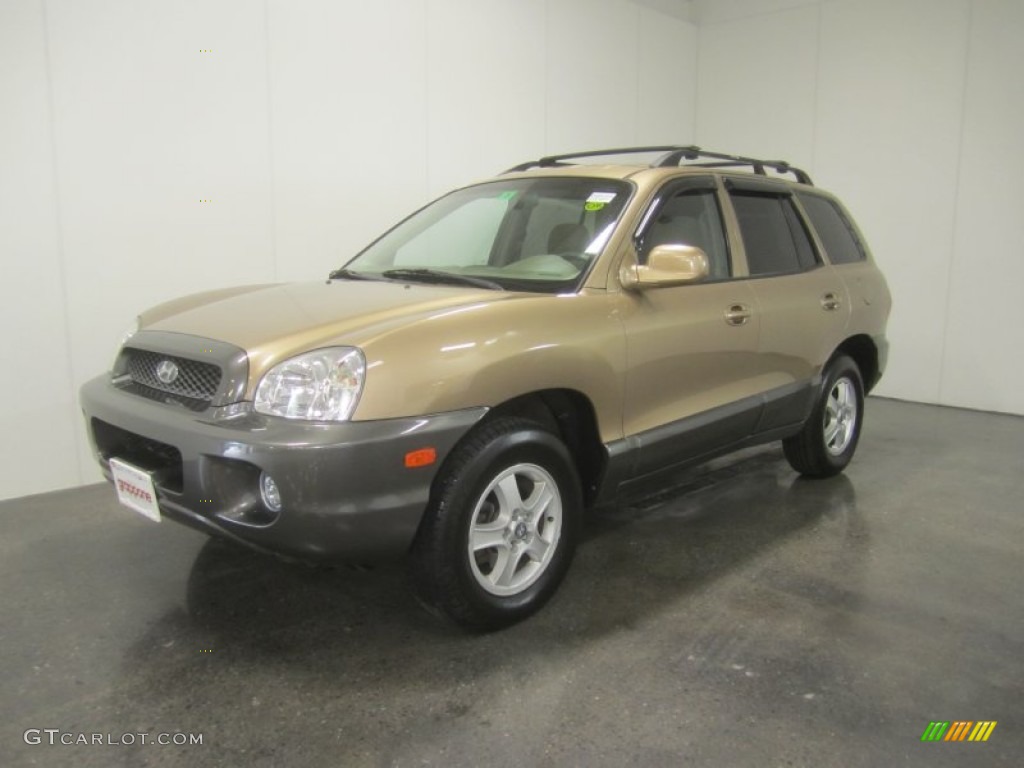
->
<box><xmin>639</xmin><ymin>188</ymin><xmax>730</xmax><ymax>279</ymax></box>
<box><xmin>730</xmin><ymin>192</ymin><xmax>817</xmax><ymax>276</ymax></box>
<box><xmin>784</xmin><ymin>198</ymin><xmax>818</xmax><ymax>270</ymax></box>
<box><xmin>798</xmin><ymin>194</ymin><xmax>867</xmax><ymax>265</ymax></box>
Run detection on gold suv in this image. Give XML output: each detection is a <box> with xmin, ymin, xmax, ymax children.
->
<box><xmin>80</xmin><ymin>146</ymin><xmax>891</xmax><ymax>629</ymax></box>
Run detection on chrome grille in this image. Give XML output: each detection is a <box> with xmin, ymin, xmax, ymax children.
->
<box><xmin>123</xmin><ymin>348</ymin><xmax>222</xmax><ymax>402</ymax></box>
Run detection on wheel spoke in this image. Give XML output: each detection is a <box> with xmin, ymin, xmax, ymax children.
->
<box><xmin>826</xmin><ymin>397</ymin><xmax>840</xmax><ymax>421</ymax></box>
<box><xmin>492</xmin><ymin>547</ymin><xmax>524</xmax><ymax>588</ymax></box>
<box><xmin>835</xmin><ymin>384</ymin><xmax>848</xmax><ymax>409</ymax></box>
<box><xmin>525</xmin><ymin>534</ymin><xmax>551</xmax><ymax>563</ymax></box>
<box><xmin>824</xmin><ymin>420</ymin><xmax>841</xmax><ymax>446</ymax></box>
<box><xmin>493</xmin><ymin>474</ymin><xmax>524</xmax><ymax>514</ymax></box>
<box><xmin>471</xmin><ymin>526</ymin><xmax>507</xmax><ymax>553</ymax></box>
<box><xmin>523</xmin><ymin>481</ymin><xmax>555</xmax><ymax>524</ymax></box>
<box><xmin>839</xmin><ymin>422</ymin><xmax>852</xmax><ymax>446</ymax></box>
<box><xmin>846</xmin><ymin>395</ymin><xmax>857</xmax><ymax>421</ymax></box>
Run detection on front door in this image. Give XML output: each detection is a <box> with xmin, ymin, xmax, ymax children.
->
<box><xmin>618</xmin><ymin>178</ymin><xmax>769</xmax><ymax>478</ymax></box>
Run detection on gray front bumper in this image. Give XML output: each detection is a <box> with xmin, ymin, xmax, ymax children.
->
<box><xmin>80</xmin><ymin>375</ymin><xmax>486</xmax><ymax>561</ymax></box>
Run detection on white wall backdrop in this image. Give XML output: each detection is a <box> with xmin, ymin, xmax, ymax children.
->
<box><xmin>0</xmin><ymin>0</ymin><xmax>697</xmax><ymax>501</ymax></box>
<box><xmin>695</xmin><ymin>0</ymin><xmax>1024</xmax><ymax>416</ymax></box>
<box><xmin>3</xmin><ymin>0</ymin><xmax>1021</xmax><ymax>502</ymax></box>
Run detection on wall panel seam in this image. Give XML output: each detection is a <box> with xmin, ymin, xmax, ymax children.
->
<box><xmin>937</xmin><ymin>0</ymin><xmax>975</xmax><ymax>406</ymax></box>
<box><xmin>263</xmin><ymin>0</ymin><xmax>279</xmax><ymax>281</ymax></box>
<box><xmin>810</xmin><ymin>2</ymin><xmax>822</xmax><ymax>173</ymax></box>
<box><xmin>633</xmin><ymin>6</ymin><xmax>639</xmax><ymax>142</ymax></box>
<box><xmin>40</xmin><ymin>0</ymin><xmax>85</xmax><ymax>484</ymax></box>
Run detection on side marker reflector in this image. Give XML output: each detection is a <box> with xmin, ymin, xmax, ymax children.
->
<box><xmin>405</xmin><ymin>448</ymin><xmax>437</xmax><ymax>468</ymax></box>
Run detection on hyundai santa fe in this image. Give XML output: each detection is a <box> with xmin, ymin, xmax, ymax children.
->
<box><xmin>80</xmin><ymin>145</ymin><xmax>891</xmax><ymax>629</ymax></box>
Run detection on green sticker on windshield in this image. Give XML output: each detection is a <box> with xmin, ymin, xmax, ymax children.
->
<box><xmin>497</xmin><ymin>190</ymin><xmax>518</xmax><ymax>201</ymax></box>
<box><xmin>584</xmin><ymin>201</ymin><xmax>606</xmax><ymax>211</ymax></box>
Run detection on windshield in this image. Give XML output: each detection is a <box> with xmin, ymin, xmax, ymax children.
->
<box><xmin>341</xmin><ymin>177</ymin><xmax>632</xmax><ymax>293</ymax></box>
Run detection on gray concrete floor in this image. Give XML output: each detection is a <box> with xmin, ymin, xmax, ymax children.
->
<box><xmin>1</xmin><ymin>398</ymin><xmax>1021</xmax><ymax>767</ymax></box>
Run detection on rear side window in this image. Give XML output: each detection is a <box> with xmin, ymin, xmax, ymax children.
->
<box><xmin>798</xmin><ymin>194</ymin><xmax>867</xmax><ymax>265</ymax></box>
<box><xmin>729</xmin><ymin>192</ymin><xmax>818</xmax><ymax>276</ymax></box>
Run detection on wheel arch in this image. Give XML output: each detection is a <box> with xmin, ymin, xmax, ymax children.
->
<box><xmin>832</xmin><ymin>334</ymin><xmax>880</xmax><ymax>393</ymax></box>
<box><xmin>481</xmin><ymin>389</ymin><xmax>607</xmax><ymax>508</ymax></box>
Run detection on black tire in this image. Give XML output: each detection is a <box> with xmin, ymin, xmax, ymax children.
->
<box><xmin>409</xmin><ymin>417</ymin><xmax>582</xmax><ymax>631</ymax></box>
<box><xmin>783</xmin><ymin>355</ymin><xmax>865</xmax><ymax>478</ymax></box>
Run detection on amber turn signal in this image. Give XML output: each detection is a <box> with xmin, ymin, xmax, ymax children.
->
<box><xmin>404</xmin><ymin>447</ymin><xmax>437</xmax><ymax>468</ymax></box>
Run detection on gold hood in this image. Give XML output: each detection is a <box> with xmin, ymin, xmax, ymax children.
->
<box><xmin>141</xmin><ymin>280</ymin><xmax>514</xmax><ymax>376</ymax></box>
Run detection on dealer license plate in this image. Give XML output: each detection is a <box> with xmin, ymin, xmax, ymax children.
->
<box><xmin>109</xmin><ymin>458</ymin><xmax>161</xmax><ymax>523</ymax></box>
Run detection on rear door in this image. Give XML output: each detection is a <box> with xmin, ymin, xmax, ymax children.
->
<box><xmin>723</xmin><ymin>178</ymin><xmax>850</xmax><ymax>432</ymax></box>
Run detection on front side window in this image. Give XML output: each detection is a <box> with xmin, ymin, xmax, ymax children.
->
<box><xmin>638</xmin><ymin>185</ymin><xmax>731</xmax><ymax>280</ymax></box>
<box><xmin>729</xmin><ymin>192</ymin><xmax>818</xmax><ymax>276</ymax></box>
<box><xmin>343</xmin><ymin>178</ymin><xmax>632</xmax><ymax>293</ymax></box>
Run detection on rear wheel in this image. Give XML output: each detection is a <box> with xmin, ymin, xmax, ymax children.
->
<box><xmin>784</xmin><ymin>355</ymin><xmax>864</xmax><ymax>478</ymax></box>
<box><xmin>410</xmin><ymin>417</ymin><xmax>581</xmax><ymax>630</ymax></box>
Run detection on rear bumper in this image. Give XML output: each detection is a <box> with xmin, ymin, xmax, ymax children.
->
<box><xmin>871</xmin><ymin>333</ymin><xmax>889</xmax><ymax>391</ymax></box>
<box><xmin>80</xmin><ymin>375</ymin><xmax>486</xmax><ymax>561</ymax></box>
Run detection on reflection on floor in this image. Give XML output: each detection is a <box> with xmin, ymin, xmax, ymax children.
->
<box><xmin>2</xmin><ymin>398</ymin><xmax>1022</xmax><ymax>767</ymax></box>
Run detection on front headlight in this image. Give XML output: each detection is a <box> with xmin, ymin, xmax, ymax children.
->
<box><xmin>254</xmin><ymin>347</ymin><xmax>365</xmax><ymax>421</ymax></box>
<box><xmin>113</xmin><ymin>318</ymin><xmax>140</xmax><ymax>370</ymax></box>
<box><xmin>120</xmin><ymin>319</ymin><xmax>139</xmax><ymax>347</ymax></box>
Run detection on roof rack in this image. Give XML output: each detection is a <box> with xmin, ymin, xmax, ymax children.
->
<box><xmin>505</xmin><ymin>145</ymin><xmax>813</xmax><ymax>186</ymax></box>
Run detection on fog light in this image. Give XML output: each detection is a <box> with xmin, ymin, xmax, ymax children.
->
<box><xmin>259</xmin><ymin>472</ymin><xmax>282</xmax><ymax>512</ymax></box>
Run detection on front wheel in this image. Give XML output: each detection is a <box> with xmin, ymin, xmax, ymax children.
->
<box><xmin>410</xmin><ymin>417</ymin><xmax>582</xmax><ymax>630</ymax></box>
<box><xmin>784</xmin><ymin>355</ymin><xmax>865</xmax><ymax>478</ymax></box>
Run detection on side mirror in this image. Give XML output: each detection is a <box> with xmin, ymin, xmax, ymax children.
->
<box><xmin>621</xmin><ymin>244</ymin><xmax>710</xmax><ymax>290</ymax></box>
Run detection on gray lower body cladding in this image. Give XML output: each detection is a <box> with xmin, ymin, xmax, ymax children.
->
<box><xmin>80</xmin><ymin>375</ymin><xmax>486</xmax><ymax>561</ymax></box>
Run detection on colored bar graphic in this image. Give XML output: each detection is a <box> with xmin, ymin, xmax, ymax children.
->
<box><xmin>921</xmin><ymin>721</ymin><xmax>997</xmax><ymax>742</ymax></box>
<box><xmin>969</xmin><ymin>722</ymin><xmax>997</xmax><ymax>742</ymax></box>
<box><xmin>944</xmin><ymin>721</ymin><xmax>972</xmax><ymax>741</ymax></box>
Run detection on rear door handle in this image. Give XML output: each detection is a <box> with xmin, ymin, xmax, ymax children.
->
<box><xmin>821</xmin><ymin>292</ymin><xmax>841</xmax><ymax>311</ymax></box>
<box><xmin>724</xmin><ymin>304</ymin><xmax>752</xmax><ymax>326</ymax></box>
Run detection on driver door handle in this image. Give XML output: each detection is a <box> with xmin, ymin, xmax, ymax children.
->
<box><xmin>724</xmin><ymin>304</ymin><xmax>752</xmax><ymax>326</ymax></box>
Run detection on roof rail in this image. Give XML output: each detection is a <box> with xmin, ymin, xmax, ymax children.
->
<box><xmin>505</xmin><ymin>145</ymin><xmax>813</xmax><ymax>186</ymax></box>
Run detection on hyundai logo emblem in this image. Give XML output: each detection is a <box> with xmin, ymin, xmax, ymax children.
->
<box><xmin>156</xmin><ymin>360</ymin><xmax>179</xmax><ymax>385</ymax></box>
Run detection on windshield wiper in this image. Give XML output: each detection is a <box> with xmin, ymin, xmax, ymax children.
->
<box><xmin>328</xmin><ymin>267</ymin><xmax>377</xmax><ymax>281</ymax></box>
<box><xmin>380</xmin><ymin>268</ymin><xmax>504</xmax><ymax>291</ymax></box>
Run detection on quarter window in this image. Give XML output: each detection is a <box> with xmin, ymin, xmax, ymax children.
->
<box><xmin>798</xmin><ymin>194</ymin><xmax>867</xmax><ymax>265</ymax></box>
<box><xmin>729</xmin><ymin>192</ymin><xmax>818</xmax><ymax>276</ymax></box>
